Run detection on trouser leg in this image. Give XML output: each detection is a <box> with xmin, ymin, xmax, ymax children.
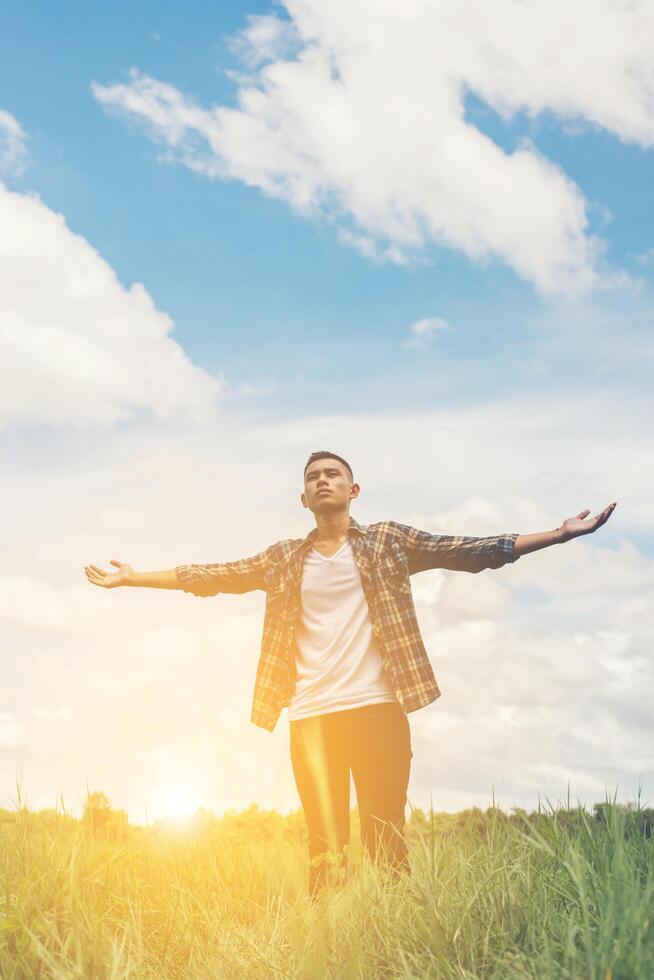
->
<box><xmin>348</xmin><ymin>701</ymin><xmax>413</xmax><ymax>880</ymax></box>
<box><xmin>289</xmin><ymin>713</ymin><xmax>350</xmax><ymax>897</ymax></box>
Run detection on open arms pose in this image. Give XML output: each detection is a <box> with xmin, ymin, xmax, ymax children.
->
<box><xmin>83</xmin><ymin>450</ymin><xmax>618</xmax><ymax>899</ymax></box>
<box><xmin>84</xmin><ymin>502</ymin><xmax>617</xmax><ymax>591</ymax></box>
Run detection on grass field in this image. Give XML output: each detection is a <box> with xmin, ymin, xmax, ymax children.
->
<box><xmin>1</xmin><ymin>790</ymin><xmax>653</xmax><ymax>978</ymax></box>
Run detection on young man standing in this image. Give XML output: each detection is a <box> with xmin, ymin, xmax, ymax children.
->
<box><xmin>84</xmin><ymin>451</ymin><xmax>617</xmax><ymax>898</ymax></box>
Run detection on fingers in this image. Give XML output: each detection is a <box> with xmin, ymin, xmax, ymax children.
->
<box><xmin>593</xmin><ymin>502</ymin><xmax>617</xmax><ymax>527</ymax></box>
<box><xmin>84</xmin><ymin>565</ymin><xmax>108</xmax><ymax>587</ymax></box>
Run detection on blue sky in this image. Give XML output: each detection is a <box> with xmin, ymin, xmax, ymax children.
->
<box><xmin>2</xmin><ymin>0</ymin><xmax>653</xmax><ymax>417</ymax></box>
<box><xmin>1</xmin><ymin>1</ymin><xmax>653</xmax><ymax>822</ymax></box>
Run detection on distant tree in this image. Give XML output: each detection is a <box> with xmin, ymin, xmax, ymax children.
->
<box><xmin>82</xmin><ymin>790</ymin><xmax>128</xmax><ymax>840</ymax></box>
<box><xmin>593</xmin><ymin>801</ymin><xmax>654</xmax><ymax>839</ymax></box>
<box><xmin>82</xmin><ymin>791</ymin><xmax>112</xmax><ymax>831</ymax></box>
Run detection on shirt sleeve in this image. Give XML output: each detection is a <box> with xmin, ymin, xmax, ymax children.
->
<box><xmin>389</xmin><ymin>521</ymin><xmax>520</xmax><ymax>574</ymax></box>
<box><xmin>174</xmin><ymin>545</ymin><xmax>272</xmax><ymax>597</ymax></box>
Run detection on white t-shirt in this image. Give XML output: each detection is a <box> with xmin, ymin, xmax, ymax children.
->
<box><xmin>288</xmin><ymin>539</ymin><xmax>398</xmax><ymax>720</ymax></box>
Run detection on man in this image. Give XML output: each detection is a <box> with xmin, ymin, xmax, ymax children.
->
<box><xmin>84</xmin><ymin>451</ymin><xmax>617</xmax><ymax>898</ymax></box>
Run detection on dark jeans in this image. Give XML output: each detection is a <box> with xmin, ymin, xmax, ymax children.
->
<box><xmin>289</xmin><ymin>700</ymin><xmax>413</xmax><ymax>897</ymax></box>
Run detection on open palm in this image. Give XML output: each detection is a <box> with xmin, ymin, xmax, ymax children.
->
<box><xmin>560</xmin><ymin>501</ymin><xmax>617</xmax><ymax>541</ymax></box>
<box><xmin>84</xmin><ymin>560</ymin><xmax>133</xmax><ymax>588</ymax></box>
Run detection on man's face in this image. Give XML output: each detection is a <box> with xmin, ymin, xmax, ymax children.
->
<box><xmin>301</xmin><ymin>458</ymin><xmax>359</xmax><ymax>515</ymax></box>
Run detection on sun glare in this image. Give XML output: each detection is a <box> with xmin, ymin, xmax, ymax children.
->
<box><xmin>154</xmin><ymin>784</ymin><xmax>200</xmax><ymax>823</ymax></box>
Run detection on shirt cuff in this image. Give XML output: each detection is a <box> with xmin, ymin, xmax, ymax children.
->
<box><xmin>497</xmin><ymin>533</ymin><xmax>520</xmax><ymax>563</ymax></box>
<box><xmin>175</xmin><ymin>564</ymin><xmax>201</xmax><ymax>594</ymax></box>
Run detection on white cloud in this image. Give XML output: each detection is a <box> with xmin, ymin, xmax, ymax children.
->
<box><xmin>227</xmin><ymin>12</ymin><xmax>300</xmax><ymax>69</ymax></box>
<box><xmin>93</xmin><ymin>1</ymin><xmax>654</xmax><ymax>294</ymax></box>
<box><xmin>403</xmin><ymin>316</ymin><xmax>452</xmax><ymax>350</ymax></box>
<box><xmin>0</xmin><ymin>179</ymin><xmax>223</xmax><ymax>428</ymax></box>
<box><xmin>0</xmin><ymin>108</ymin><xmax>28</xmax><ymax>178</ymax></box>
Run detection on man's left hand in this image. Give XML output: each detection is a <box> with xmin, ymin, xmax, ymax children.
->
<box><xmin>560</xmin><ymin>501</ymin><xmax>617</xmax><ymax>542</ymax></box>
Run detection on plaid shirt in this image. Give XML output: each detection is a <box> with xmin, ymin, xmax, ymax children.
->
<box><xmin>175</xmin><ymin>517</ymin><xmax>520</xmax><ymax>732</ymax></box>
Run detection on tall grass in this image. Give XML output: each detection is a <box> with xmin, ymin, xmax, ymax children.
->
<box><xmin>1</xmin><ymin>786</ymin><xmax>652</xmax><ymax>978</ymax></box>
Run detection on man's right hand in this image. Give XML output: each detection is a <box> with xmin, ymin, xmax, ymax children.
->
<box><xmin>84</xmin><ymin>560</ymin><xmax>134</xmax><ymax>589</ymax></box>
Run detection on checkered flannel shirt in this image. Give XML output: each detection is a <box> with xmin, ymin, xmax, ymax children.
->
<box><xmin>175</xmin><ymin>517</ymin><xmax>520</xmax><ymax>732</ymax></box>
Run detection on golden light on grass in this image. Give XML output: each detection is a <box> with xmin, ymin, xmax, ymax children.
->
<box><xmin>2</xmin><ymin>787</ymin><xmax>652</xmax><ymax>975</ymax></box>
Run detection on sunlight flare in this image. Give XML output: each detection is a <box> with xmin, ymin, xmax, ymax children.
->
<box><xmin>152</xmin><ymin>784</ymin><xmax>201</xmax><ymax>823</ymax></box>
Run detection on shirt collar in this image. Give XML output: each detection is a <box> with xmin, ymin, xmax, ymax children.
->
<box><xmin>299</xmin><ymin>515</ymin><xmax>365</xmax><ymax>552</ymax></box>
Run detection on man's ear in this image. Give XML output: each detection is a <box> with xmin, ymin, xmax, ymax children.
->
<box><xmin>350</xmin><ymin>483</ymin><xmax>361</xmax><ymax>500</ymax></box>
<box><xmin>300</xmin><ymin>492</ymin><xmax>308</xmax><ymax>509</ymax></box>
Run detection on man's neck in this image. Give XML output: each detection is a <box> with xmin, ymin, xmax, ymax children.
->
<box><xmin>312</xmin><ymin>511</ymin><xmax>351</xmax><ymax>544</ymax></box>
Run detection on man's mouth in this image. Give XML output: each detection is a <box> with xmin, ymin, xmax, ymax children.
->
<box><xmin>317</xmin><ymin>489</ymin><xmax>332</xmax><ymax>495</ymax></box>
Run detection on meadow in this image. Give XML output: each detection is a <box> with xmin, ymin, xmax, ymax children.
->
<box><xmin>1</xmin><ymin>789</ymin><xmax>652</xmax><ymax>979</ymax></box>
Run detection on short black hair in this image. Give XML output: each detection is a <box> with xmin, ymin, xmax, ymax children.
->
<box><xmin>304</xmin><ymin>450</ymin><xmax>353</xmax><ymax>482</ymax></box>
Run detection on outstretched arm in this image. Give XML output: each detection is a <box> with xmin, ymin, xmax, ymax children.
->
<box><xmin>84</xmin><ymin>547</ymin><xmax>272</xmax><ymax>596</ymax></box>
<box><xmin>514</xmin><ymin>501</ymin><xmax>617</xmax><ymax>557</ymax></box>
<box><xmin>390</xmin><ymin>500</ymin><xmax>617</xmax><ymax>574</ymax></box>
<box><xmin>84</xmin><ymin>562</ymin><xmax>178</xmax><ymax>590</ymax></box>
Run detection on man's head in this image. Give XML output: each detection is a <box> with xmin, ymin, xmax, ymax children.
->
<box><xmin>301</xmin><ymin>450</ymin><xmax>360</xmax><ymax>517</ymax></box>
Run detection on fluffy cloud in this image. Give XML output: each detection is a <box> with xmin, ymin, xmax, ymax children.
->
<box><xmin>403</xmin><ymin>316</ymin><xmax>452</xmax><ymax>350</ymax></box>
<box><xmin>93</xmin><ymin>1</ymin><xmax>654</xmax><ymax>294</ymax></box>
<box><xmin>0</xmin><ymin>178</ymin><xmax>222</xmax><ymax>429</ymax></box>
